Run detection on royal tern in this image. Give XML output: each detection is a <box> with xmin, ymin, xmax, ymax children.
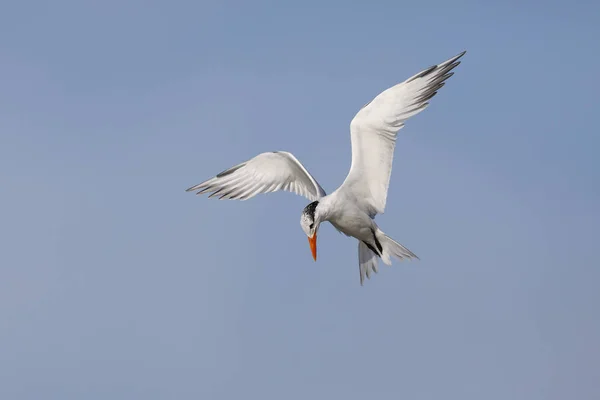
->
<box><xmin>187</xmin><ymin>51</ymin><xmax>466</xmax><ymax>285</ymax></box>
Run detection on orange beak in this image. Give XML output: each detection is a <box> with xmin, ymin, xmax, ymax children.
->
<box><xmin>307</xmin><ymin>233</ymin><xmax>317</xmax><ymax>261</ymax></box>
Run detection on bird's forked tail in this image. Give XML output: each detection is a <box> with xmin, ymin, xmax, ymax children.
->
<box><xmin>358</xmin><ymin>229</ymin><xmax>419</xmax><ymax>285</ymax></box>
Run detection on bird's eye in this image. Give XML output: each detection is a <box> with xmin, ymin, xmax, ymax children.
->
<box><xmin>309</xmin><ymin>223</ymin><xmax>314</xmax><ymax>230</ymax></box>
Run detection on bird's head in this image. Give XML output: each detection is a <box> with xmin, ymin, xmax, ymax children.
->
<box><xmin>300</xmin><ymin>200</ymin><xmax>320</xmax><ymax>261</ymax></box>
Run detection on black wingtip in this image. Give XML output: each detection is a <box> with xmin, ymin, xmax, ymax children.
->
<box><xmin>216</xmin><ymin>163</ymin><xmax>245</xmax><ymax>178</ymax></box>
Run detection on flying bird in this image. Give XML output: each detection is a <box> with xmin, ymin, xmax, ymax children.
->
<box><xmin>187</xmin><ymin>51</ymin><xmax>466</xmax><ymax>285</ymax></box>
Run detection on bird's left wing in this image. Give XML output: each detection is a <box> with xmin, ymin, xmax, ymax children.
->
<box><xmin>186</xmin><ymin>151</ymin><xmax>326</xmax><ymax>202</ymax></box>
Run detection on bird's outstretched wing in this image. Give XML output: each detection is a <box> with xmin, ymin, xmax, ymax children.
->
<box><xmin>341</xmin><ymin>51</ymin><xmax>466</xmax><ymax>215</ymax></box>
<box><xmin>186</xmin><ymin>151</ymin><xmax>326</xmax><ymax>201</ymax></box>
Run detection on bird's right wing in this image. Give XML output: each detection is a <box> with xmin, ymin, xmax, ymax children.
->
<box><xmin>341</xmin><ymin>51</ymin><xmax>466</xmax><ymax>215</ymax></box>
<box><xmin>186</xmin><ymin>151</ymin><xmax>326</xmax><ymax>202</ymax></box>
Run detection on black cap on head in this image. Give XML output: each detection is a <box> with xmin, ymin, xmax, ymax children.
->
<box><xmin>302</xmin><ymin>201</ymin><xmax>319</xmax><ymax>220</ymax></box>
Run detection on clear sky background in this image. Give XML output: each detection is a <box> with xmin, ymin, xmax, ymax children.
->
<box><xmin>1</xmin><ymin>1</ymin><xmax>599</xmax><ymax>399</ymax></box>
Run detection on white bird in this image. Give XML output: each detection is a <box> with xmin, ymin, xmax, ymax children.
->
<box><xmin>187</xmin><ymin>51</ymin><xmax>466</xmax><ymax>285</ymax></box>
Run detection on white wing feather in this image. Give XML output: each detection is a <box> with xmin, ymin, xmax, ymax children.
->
<box><xmin>341</xmin><ymin>51</ymin><xmax>466</xmax><ymax>215</ymax></box>
<box><xmin>186</xmin><ymin>151</ymin><xmax>326</xmax><ymax>202</ymax></box>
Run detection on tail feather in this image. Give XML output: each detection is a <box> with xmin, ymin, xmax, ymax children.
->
<box><xmin>378</xmin><ymin>230</ymin><xmax>419</xmax><ymax>265</ymax></box>
<box><xmin>356</xmin><ymin>230</ymin><xmax>418</xmax><ymax>286</ymax></box>
<box><xmin>358</xmin><ymin>241</ymin><xmax>379</xmax><ymax>286</ymax></box>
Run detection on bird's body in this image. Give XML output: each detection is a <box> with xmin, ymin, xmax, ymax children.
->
<box><xmin>312</xmin><ymin>188</ymin><xmax>418</xmax><ymax>283</ymax></box>
<box><xmin>187</xmin><ymin>51</ymin><xmax>466</xmax><ymax>285</ymax></box>
<box><xmin>320</xmin><ymin>189</ymin><xmax>375</xmax><ymax>242</ymax></box>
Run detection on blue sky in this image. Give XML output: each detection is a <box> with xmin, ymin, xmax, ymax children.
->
<box><xmin>1</xmin><ymin>1</ymin><xmax>599</xmax><ymax>399</ymax></box>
